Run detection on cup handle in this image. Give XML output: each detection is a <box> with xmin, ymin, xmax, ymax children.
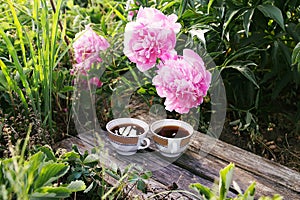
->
<box><xmin>138</xmin><ymin>138</ymin><xmax>150</xmax><ymax>150</ymax></box>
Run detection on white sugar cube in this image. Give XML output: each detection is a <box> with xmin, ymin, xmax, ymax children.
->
<box><xmin>128</xmin><ymin>129</ymin><xmax>137</xmax><ymax>137</ymax></box>
<box><xmin>119</xmin><ymin>127</ymin><xmax>125</xmax><ymax>135</ymax></box>
<box><xmin>122</xmin><ymin>126</ymin><xmax>131</xmax><ymax>136</ymax></box>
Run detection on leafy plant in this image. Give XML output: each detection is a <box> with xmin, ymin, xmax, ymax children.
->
<box><xmin>190</xmin><ymin>163</ymin><xmax>283</xmax><ymax>200</ymax></box>
<box><xmin>0</xmin><ymin>130</ymin><xmax>152</xmax><ymax>200</ymax></box>
<box><xmin>0</xmin><ymin>125</ymin><xmax>86</xmax><ymax>200</ymax></box>
<box><xmin>0</xmin><ymin>0</ymin><xmax>72</xmax><ymax>136</ymax></box>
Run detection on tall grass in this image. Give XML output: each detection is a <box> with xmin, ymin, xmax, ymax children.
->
<box><xmin>0</xmin><ymin>0</ymin><xmax>69</xmax><ymax>134</ymax></box>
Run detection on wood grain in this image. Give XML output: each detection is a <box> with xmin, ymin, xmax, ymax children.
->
<box><xmin>55</xmin><ymin>130</ymin><xmax>300</xmax><ymax>199</ymax></box>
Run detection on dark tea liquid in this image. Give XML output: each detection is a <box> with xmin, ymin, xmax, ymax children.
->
<box><xmin>110</xmin><ymin>123</ymin><xmax>144</xmax><ymax>136</ymax></box>
<box><xmin>155</xmin><ymin>126</ymin><xmax>189</xmax><ymax>138</ymax></box>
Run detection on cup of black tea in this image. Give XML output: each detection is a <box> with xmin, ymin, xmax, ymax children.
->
<box><xmin>106</xmin><ymin>118</ymin><xmax>150</xmax><ymax>155</ymax></box>
<box><xmin>150</xmin><ymin>119</ymin><xmax>194</xmax><ymax>157</ymax></box>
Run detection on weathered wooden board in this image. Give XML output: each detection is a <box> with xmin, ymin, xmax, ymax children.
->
<box><xmin>56</xmin><ymin>130</ymin><xmax>300</xmax><ymax>199</ymax></box>
<box><xmin>187</xmin><ymin>132</ymin><xmax>300</xmax><ymax>198</ymax></box>
<box><xmin>55</xmin><ymin>134</ymin><xmax>195</xmax><ymax>199</ymax></box>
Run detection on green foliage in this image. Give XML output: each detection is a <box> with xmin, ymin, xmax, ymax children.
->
<box><xmin>0</xmin><ymin>137</ymin><xmax>152</xmax><ymax>199</ymax></box>
<box><xmin>0</xmin><ymin>128</ymin><xmax>86</xmax><ymax>200</ymax></box>
<box><xmin>0</xmin><ymin>0</ymin><xmax>72</xmax><ymax>136</ymax></box>
<box><xmin>173</xmin><ymin>0</ymin><xmax>300</xmax><ymax>136</ymax></box>
<box><xmin>190</xmin><ymin>163</ymin><xmax>283</xmax><ymax>200</ymax></box>
<box><xmin>128</xmin><ymin>165</ymin><xmax>152</xmax><ymax>193</ymax></box>
<box><xmin>292</xmin><ymin>42</ymin><xmax>300</xmax><ymax>72</ymax></box>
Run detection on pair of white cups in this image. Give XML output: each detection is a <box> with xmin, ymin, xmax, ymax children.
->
<box><xmin>106</xmin><ymin>118</ymin><xmax>194</xmax><ymax>157</ymax></box>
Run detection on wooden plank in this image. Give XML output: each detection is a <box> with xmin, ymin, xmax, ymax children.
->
<box><xmin>55</xmin><ymin>134</ymin><xmax>193</xmax><ymax>199</ymax></box>
<box><xmin>188</xmin><ymin>132</ymin><xmax>300</xmax><ymax>194</ymax></box>
<box><xmin>76</xmin><ymin>132</ymin><xmax>242</xmax><ymax>197</ymax></box>
<box><xmin>56</xmin><ymin>130</ymin><xmax>300</xmax><ymax>199</ymax></box>
<box><xmin>176</xmin><ymin>150</ymin><xmax>300</xmax><ymax>199</ymax></box>
<box><xmin>75</xmin><ymin>132</ymin><xmax>209</xmax><ymax>198</ymax></box>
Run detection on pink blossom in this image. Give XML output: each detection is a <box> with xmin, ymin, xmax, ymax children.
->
<box><xmin>152</xmin><ymin>49</ymin><xmax>211</xmax><ymax>114</ymax></box>
<box><xmin>70</xmin><ymin>55</ymin><xmax>102</xmax><ymax>76</ymax></box>
<box><xmin>73</xmin><ymin>25</ymin><xmax>109</xmax><ymax>63</ymax></box>
<box><xmin>89</xmin><ymin>77</ymin><xmax>103</xmax><ymax>87</ymax></box>
<box><xmin>123</xmin><ymin>7</ymin><xmax>181</xmax><ymax>72</ymax></box>
<box><xmin>127</xmin><ymin>10</ymin><xmax>135</xmax><ymax>21</ymax></box>
<box><xmin>136</xmin><ymin>7</ymin><xmax>181</xmax><ymax>33</ymax></box>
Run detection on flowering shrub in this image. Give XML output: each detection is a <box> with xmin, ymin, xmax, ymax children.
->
<box><xmin>123</xmin><ymin>7</ymin><xmax>211</xmax><ymax>114</ymax></box>
<box><xmin>72</xmin><ymin>7</ymin><xmax>211</xmax><ymax>114</ymax></box>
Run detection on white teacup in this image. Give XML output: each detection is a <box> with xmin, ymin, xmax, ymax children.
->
<box><xmin>150</xmin><ymin>119</ymin><xmax>194</xmax><ymax>157</ymax></box>
<box><xmin>106</xmin><ymin>118</ymin><xmax>150</xmax><ymax>155</ymax></box>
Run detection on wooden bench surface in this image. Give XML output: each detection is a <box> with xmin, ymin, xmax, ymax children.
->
<box><xmin>56</xmin><ymin>129</ymin><xmax>300</xmax><ymax>199</ymax></box>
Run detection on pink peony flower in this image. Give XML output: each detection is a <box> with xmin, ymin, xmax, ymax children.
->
<box><xmin>136</xmin><ymin>7</ymin><xmax>181</xmax><ymax>33</ymax></box>
<box><xmin>73</xmin><ymin>25</ymin><xmax>110</xmax><ymax>64</ymax></box>
<box><xmin>123</xmin><ymin>7</ymin><xmax>181</xmax><ymax>72</ymax></box>
<box><xmin>89</xmin><ymin>77</ymin><xmax>103</xmax><ymax>87</ymax></box>
<box><xmin>70</xmin><ymin>55</ymin><xmax>102</xmax><ymax>76</ymax></box>
<box><xmin>152</xmin><ymin>49</ymin><xmax>211</xmax><ymax>114</ymax></box>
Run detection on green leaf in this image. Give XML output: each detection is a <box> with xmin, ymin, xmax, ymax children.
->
<box><xmin>105</xmin><ymin>169</ymin><xmax>121</xmax><ymax>180</ymax></box>
<box><xmin>190</xmin><ymin>183</ymin><xmax>215</xmax><ymax>199</ymax></box>
<box><xmin>106</xmin><ymin>2</ymin><xmax>127</xmax><ymax>22</ymax></box>
<box><xmin>34</xmin><ymin>162</ymin><xmax>69</xmax><ymax>188</ymax></box>
<box><xmin>128</xmin><ymin>174</ymin><xmax>139</xmax><ymax>183</ymax></box>
<box><xmin>207</xmin><ymin>0</ymin><xmax>215</xmax><ymax>14</ymax></box>
<box><xmin>67</xmin><ymin>180</ymin><xmax>86</xmax><ymax>192</ymax></box>
<box><xmin>60</xmin><ymin>86</ymin><xmax>74</xmax><ymax>93</ymax></box>
<box><xmin>137</xmin><ymin>179</ymin><xmax>146</xmax><ymax>193</ymax></box>
<box><xmin>223</xmin><ymin>47</ymin><xmax>261</xmax><ymax>66</ymax></box>
<box><xmin>31</xmin><ymin>187</ymin><xmax>71</xmax><ymax>199</ymax></box>
<box><xmin>137</xmin><ymin>87</ymin><xmax>146</xmax><ymax>94</ymax></box>
<box><xmin>292</xmin><ymin>42</ymin><xmax>300</xmax><ymax>72</ymax></box>
<box><xmin>222</xmin><ymin>9</ymin><xmax>241</xmax><ymax>39</ymax></box>
<box><xmin>25</xmin><ymin>152</ymin><xmax>46</xmax><ymax>185</ymax></box>
<box><xmin>67</xmin><ymin>171</ymin><xmax>82</xmax><ymax>181</ymax></box>
<box><xmin>219</xmin><ymin>163</ymin><xmax>235</xmax><ymax>200</ymax></box>
<box><xmin>101</xmin><ymin>15</ymin><xmax>107</xmax><ymax>35</ymax></box>
<box><xmin>225</xmin><ymin>63</ymin><xmax>259</xmax><ymax>88</ymax></box>
<box><xmin>141</xmin><ymin>171</ymin><xmax>152</xmax><ymax>180</ymax></box>
<box><xmin>0</xmin><ymin>21</ymin><xmax>36</xmax><ymax>114</ymax></box>
<box><xmin>0</xmin><ymin>58</ymin><xmax>28</xmax><ymax>109</ymax></box>
<box><xmin>83</xmin><ymin>154</ymin><xmax>99</xmax><ymax>164</ymax></box>
<box><xmin>243</xmin><ymin>8</ymin><xmax>255</xmax><ymax>37</ymax></box>
<box><xmin>0</xmin><ymin>71</ymin><xmax>8</xmax><ymax>91</ymax></box>
<box><xmin>257</xmin><ymin>4</ymin><xmax>285</xmax><ymax>31</ymax></box>
<box><xmin>6</xmin><ymin>0</ymin><xmax>28</xmax><ymax>70</ymax></box>
<box><xmin>39</xmin><ymin>146</ymin><xmax>56</xmax><ymax>161</ymax></box>
<box><xmin>84</xmin><ymin>182</ymin><xmax>94</xmax><ymax>193</ymax></box>
<box><xmin>62</xmin><ymin>151</ymin><xmax>80</xmax><ymax>161</ymax></box>
<box><xmin>243</xmin><ymin>181</ymin><xmax>256</xmax><ymax>200</ymax></box>
<box><xmin>161</xmin><ymin>1</ymin><xmax>178</xmax><ymax>12</ymax></box>
<box><xmin>179</xmin><ymin>0</ymin><xmax>188</xmax><ymax>18</ymax></box>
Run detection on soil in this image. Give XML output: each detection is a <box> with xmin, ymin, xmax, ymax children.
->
<box><xmin>220</xmin><ymin>115</ymin><xmax>300</xmax><ymax>172</ymax></box>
